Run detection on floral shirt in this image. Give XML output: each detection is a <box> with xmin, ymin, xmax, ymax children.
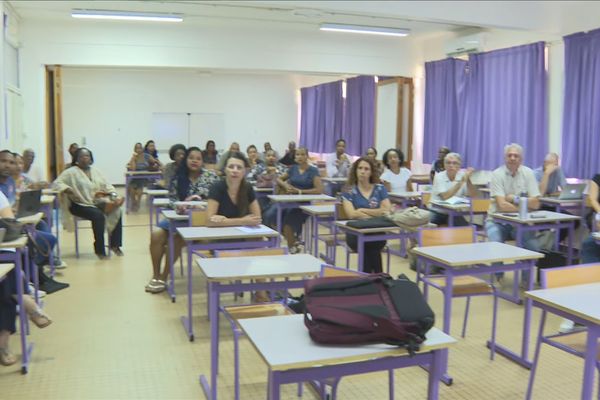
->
<box><xmin>168</xmin><ymin>169</ymin><xmax>219</xmax><ymax>205</ymax></box>
<box><xmin>249</xmin><ymin>163</ymin><xmax>287</xmax><ymax>181</ymax></box>
<box><xmin>341</xmin><ymin>184</ymin><xmax>389</xmax><ymax>209</ymax></box>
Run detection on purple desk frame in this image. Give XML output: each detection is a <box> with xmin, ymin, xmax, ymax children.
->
<box><xmin>177</xmin><ymin>227</ymin><xmax>279</xmax><ymax>342</ymax></box>
<box><xmin>334</xmin><ymin>222</ymin><xmax>416</xmax><ymax>272</ymax></box>
<box><xmin>526</xmin><ymin>288</ymin><xmax>600</xmax><ymax>400</ymax></box>
<box><xmin>124</xmin><ymin>171</ymin><xmax>163</xmax><ymax>213</ymax></box>
<box><xmin>300</xmin><ymin>205</ymin><xmax>335</xmax><ymax>258</ymax></box>
<box><xmin>413</xmin><ymin>242</ymin><xmax>543</xmax><ymax>381</ymax></box>
<box><xmin>198</xmin><ymin>256</ymin><xmax>321</xmax><ymax>400</ymax></box>
<box><xmin>0</xmin><ymin>239</ymin><xmax>32</xmax><ymax>374</ymax></box>
<box><xmin>165</xmin><ymin>211</ymin><xmax>188</xmax><ymax>303</ymax></box>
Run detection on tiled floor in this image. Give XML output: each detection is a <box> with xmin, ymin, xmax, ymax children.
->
<box><xmin>0</xmin><ymin>200</ymin><xmax>596</xmax><ymax>399</ymax></box>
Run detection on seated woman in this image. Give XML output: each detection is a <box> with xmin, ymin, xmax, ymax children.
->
<box><xmin>251</xmin><ymin>149</ymin><xmax>287</xmax><ymax>212</ymax></box>
<box><xmin>160</xmin><ymin>143</ymin><xmax>186</xmax><ymax>189</ymax></box>
<box><xmin>428</xmin><ymin>152</ymin><xmax>477</xmax><ymax>226</ymax></box>
<box><xmin>380</xmin><ymin>149</ymin><xmax>413</xmax><ymax>192</ymax></box>
<box><xmin>53</xmin><ymin>148</ymin><xmax>124</xmax><ymax>259</ymax></box>
<box><xmin>127</xmin><ymin>142</ymin><xmax>159</xmax><ymax>211</ymax></box>
<box><xmin>341</xmin><ymin>157</ymin><xmax>392</xmax><ymax>273</ymax></box>
<box><xmin>201</xmin><ymin>140</ymin><xmax>219</xmax><ymax>167</ymax></box>
<box><xmin>144</xmin><ymin>140</ymin><xmax>163</xmax><ymax>169</ymax></box>
<box><xmin>245</xmin><ymin>145</ymin><xmax>263</xmax><ymax>179</ymax></box>
<box><xmin>146</xmin><ymin>147</ymin><xmax>218</xmax><ymax>293</ymax></box>
<box><xmin>365</xmin><ymin>147</ymin><xmax>384</xmax><ymax>177</ymax></box>
<box><xmin>0</xmin><ymin>190</ymin><xmax>52</xmax><ymax>367</ymax></box>
<box><xmin>207</xmin><ymin>152</ymin><xmax>261</xmax><ymax>227</ymax></box>
<box><xmin>581</xmin><ymin>173</ymin><xmax>600</xmax><ymax>263</ymax></box>
<box><xmin>12</xmin><ymin>153</ymin><xmax>33</xmax><ymax>193</ymax></box>
<box><xmin>275</xmin><ymin>147</ymin><xmax>323</xmax><ymax>253</ymax></box>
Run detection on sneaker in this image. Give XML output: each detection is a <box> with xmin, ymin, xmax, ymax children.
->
<box><xmin>44</xmin><ymin>260</ymin><xmax>67</xmax><ymax>270</ymax></box>
<box><xmin>559</xmin><ymin>319</ymin><xmax>575</xmax><ymax>333</ymax></box>
<box><xmin>145</xmin><ymin>279</ymin><xmax>166</xmax><ymax>293</ymax></box>
<box><xmin>27</xmin><ymin>283</ymin><xmax>46</xmax><ymax>298</ymax></box>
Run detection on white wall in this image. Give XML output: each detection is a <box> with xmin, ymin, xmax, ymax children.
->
<box><xmin>18</xmin><ymin>18</ymin><xmax>420</xmax><ymax>178</ymax></box>
<box><xmin>62</xmin><ymin>68</ymin><xmax>339</xmax><ymax>183</ymax></box>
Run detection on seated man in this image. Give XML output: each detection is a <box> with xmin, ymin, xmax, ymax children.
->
<box><xmin>430</xmin><ymin>146</ymin><xmax>451</xmax><ymax>183</ymax></box>
<box><xmin>485</xmin><ymin>143</ymin><xmax>542</xmax><ymax>283</ymax></box>
<box><xmin>429</xmin><ymin>152</ymin><xmax>477</xmax><ymax>226</ymax></box>
<box><xmin>325</xmin><ymin>139</ymin><xmax>351</xmax><ymax>195</ymax></box>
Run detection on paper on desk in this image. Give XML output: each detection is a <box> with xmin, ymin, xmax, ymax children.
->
<box><xmin>437</xmin><ymin>196</ymin><xmax>469</xmax><ymax>205</ymax></box>
<box><xmin>237</xmin><ymin>226</ymin><xmax>272</xmax><ymax>234</ymax></box>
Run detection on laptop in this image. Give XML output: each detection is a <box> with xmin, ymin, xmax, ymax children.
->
<box><xmin>558</xmin><ymin>183</ymin><xmax>586</xmax><ymax>200</ymax></box>
<box><xmin>16</xmin><ymin>189</ymin><xmax>42</xmax><ymax>218</ymax></box>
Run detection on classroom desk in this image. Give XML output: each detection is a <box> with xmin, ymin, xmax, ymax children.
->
<box><xmin>411</xmin><ymin>174</ymin><xmax>431</xmax><ymax>191</ymax></box>
<box><xmin>161</xmin><ymin>209</ymin><xmax>189</xmax><ymax>302</ymax></box>
<box><xmin>412</xmin><ymin>242</ymin><xmax>543</xmax><ymax>379</ymax></box>
<box><xmin>253</xmin><ymin>186</ymin><xmax>274</xmax><ymax>198</ymax></box>
<box><xmin>388</xmin><ymin>191</ymin><xmax>423</xmax><ymax>208</ymax></box>
<box><xmin>539</xmin><ymin>196</ymin><xmax>585</xmax><ymax>214</ymax></box>
<box><xmin>18</xmin><ymin>212</ymin><xmax>49</xmax><ymax>284</ymax></box>
<box><xmin>428</xmin><ymin>199</ymin><xmax>474</xmax><ymax>226</ymax></box>
<box><xmin>145</xmin><ymin>189</ymin><xmax>169</xmax><ymax>228</ymax></box>
<box><xmin>490</xmin><ymin>210</ymin><xmax>580</xmax><ymax>264</ymax></box>
<box><xmin>321</xmin><ymin>176</ymin><xmax>347</xmax><ymax>196</ymax></box>
<box><xmin>125</xmin><ymin>171</ymin><xmax>163</xmax><ymax>213</ymax></box>
<box><xmin>525</xmin><ymin>282</ymin><xmax>600</xmax><ymax>400</ymax></box>
<box><xmin>0</xmin><ymin>236</ymin><xmax>32</xmax><ymax>374</ymax></box>
<box><xmin>267</xmin><ymin>194</ymin><xmax>335</xmax><ymax>244</ymax></box>
<box><xmin>334</xmin><ymin>220</ymin><xmax>415</xmax><ymax>272</ymax></box>
<box><xmin>239</xmin><ymin>315</ymin><xmax>456</xmax><ymax>400</ymax></box>
<box><xmin>151</xmin><ymin>198</ymin><xmax>170</xmax><ymax>230</ymax></box>
<box><xmin>197</xmin><ymin>254</ymin><xmax>322</xmax><ymax>400</ymax></box>
<box><xmin>177</xmin><ymin>225</ymin><xmax>279</xmax><ymax>341</ymax></box>
<box><xmin>299</xmin><ymin>204</ymin><xmax>335</xmax><ymax>257</ymax></box>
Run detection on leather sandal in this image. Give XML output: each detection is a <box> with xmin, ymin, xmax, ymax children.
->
<box><xmin>0</xmin><ymin>348</ymin><xmax>17</xmax><ymax>366</ymax></box>
<box><xmin>29</xmin><ymin>309</ymin><xmax>53</xmax><ymax>329</ymax></box>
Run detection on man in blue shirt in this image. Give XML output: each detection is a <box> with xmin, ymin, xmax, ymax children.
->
<box><xmin>0</xmin><ymin>150</ymin><xmax>17</xmax><ymax>206</ymax></box>
<box><xmin>533</xmin><ymin>152</ymin><xmax>567</xmax><ymax>196</ymax></box>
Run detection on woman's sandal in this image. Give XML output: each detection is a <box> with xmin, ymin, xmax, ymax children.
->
<box><xmin>0</xmin><ymin>348</ymin><xmax>17</xmax><ymax>366</ymax></box>
<box><xmin>29</xmin><ymin>309</ymin><xmax>53</xmax><ymax>329</ymax></box>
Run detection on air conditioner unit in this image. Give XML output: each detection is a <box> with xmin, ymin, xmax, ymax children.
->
<box><xmin>444</xmin><ymin>33</ymin><xmax>486</xmax><ymax>57</ymax></box>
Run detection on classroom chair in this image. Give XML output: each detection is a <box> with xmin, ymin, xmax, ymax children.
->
<box><xmin>73</xmin><ymin>216</ymin><xmax>111</xmax><ymax>258</ymax></box>
<box><xmin>417</xmin><ymin>226</ymin><xmax>499</xmax><ymax>348</ymax></box>
<box><xmin>469</xmin><ymin>198</ymin><xmax>491</xmax><ymax>240</ymax></box>
<box><xmin>525</xmin><ymin>263</ymin><xmax>600</xmax><ymax>400</ymax></box>
<box><xmin>214</xmin><ymin>247</ymin><xmax>292</xmax><ymax>400</ymax></box>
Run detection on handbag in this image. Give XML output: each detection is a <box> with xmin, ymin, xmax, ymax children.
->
<box><xmin>387</xmin><ymin>206</ymin><xmax>430</xmax><ymax>227</ymax></box>
<box><xmin>0</xmin><ymin>218</ymin><xmax>24</xmax><ymax>242</ymax></box>
<box><xmin>346</xmin><ymin>216</ymin><xmax>397</xmax><ymax>229</ymax></box>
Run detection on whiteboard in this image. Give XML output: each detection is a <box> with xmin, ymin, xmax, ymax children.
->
<box><xmin>375</xmin><ymin>83</ymin><xmax>398</xmax><ymax>155</ymax></box>
<box><xmin>151</xmin><ymin>112</ymin><xmax>225</xmax><ymax>150</ymax></box>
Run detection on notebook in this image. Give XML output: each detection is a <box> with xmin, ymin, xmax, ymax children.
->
<box><xmin>435</xmin><ymin>196</ymin><xmax>470</xmax><ymax>205</ymax></box>
<box><xmin>16</xmin><ymin>189</ymin><xmax>42</xmax><ymax>218</ymax></box>
<box><xmin>558</xmin><ymin>184</ymin><xmax>586</xmax><ymax>200</ymax></box>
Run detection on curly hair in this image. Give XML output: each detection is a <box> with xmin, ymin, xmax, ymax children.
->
<box><xmin>348</xmin><ymin>157</ymin><xmax>379</xmax><ymax>186</ymax></box>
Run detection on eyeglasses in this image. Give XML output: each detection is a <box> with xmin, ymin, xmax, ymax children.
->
<box><xmin>445</xmin><ymin>161</ymin><xmax>460</xmax><ymax>165</ymax></box>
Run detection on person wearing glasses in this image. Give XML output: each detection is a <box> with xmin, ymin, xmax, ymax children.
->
<box><xmin>428</xmin><ymin>152</ymin><xmax>477</xmax><ymax>226</ymax></box>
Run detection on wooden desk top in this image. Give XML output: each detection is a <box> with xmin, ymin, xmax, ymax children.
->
<box><xmin>161</xmin><ymin>209</ymin><xmax>189</xmax><ymax>221</ymax></box>
<box><xmin>0</xmin><ymin>264</ymin><xmax>14</xmax><ymax>279</ymax></box>
<box><xmin>41</xmin><ymin>195</ymin><xmax>55</xmax><ymax>205</ymax></box>
<box><xmin>177</xmin><ymin>225</ymin><xmax>279</xmax><ymax>241</ymax></box>
<box><xmin>268</xmin><ymin>194</ymin><xmax>335</xmax><ymax>203</ymax></box>
<box><xmin>125</xmin><ymin>171</ymin><xmax>163</xmax><ymax>176</ymax></box>
<box><xmin>526</xmin><ymin>282</ymin><xmax>600</xmax><ymax>325</ymax></box>
<box><xmin>300</xmin><ymin>205</ymin><xmax>335</xmax><ymax>216</ymax></box>
<box><xmin>153</xmin><ymin>198</ymin><xmax>170</xmax><ymax>206</ymax></box>
<box><xmin>412</xmin><ymin>241</ymin><xmax>543</xmax><ymax>267</ymax></box>
<box><xmin>429</xmin><ymin>199</ymin><xmax>471</xmax><ymax>211</ymax></box>
<box><xmin>0</xmin><ymin>236</ymin><xmax>28</xmax><ymax>249</ymax></box>
<box><xmin>240</xmin><ymin>315</ymin><xmax>456</xmax><ymax>371</ymax></box>
<box><xmin>491</xmin><ymin>210</ymin><xmax>581</xmax><ymax>224</ymax></box>
<box><xmin>145</xmin><ymin>189</ymin><xmax>169</xmax><ymax>196</ymax></box>
<box><xmin>253</xmin><ymin>187</ymin><xmax>274</xmax><ymax>193</ymax></box>
<box><xmin>388</xmin><ymin>191</ymin><xmax>423</xmax><ymax>199</ymax></box>
<box><xmin>410</xmin><ymin>174</ymin><xmax>431</xmax><ymax>184</ymax></box>
<box><xmin>321</xmin><ymin>177</ymin><xmax>348</xmax><ymax>183</ymax></box>
<box><xmin>539</xmin><ymin>197</ymin><xmax>583</xmax><ymax>205</ymax></box>
<box><xmin>173</xmin><ymin>201</ymin><xmax>207</xmax><ymax>208</ymax></box>
<box><xmin>17</xmin><ymin>212</ymin><xmax>44</xmax><ymax>225</ymax></box>
<box><xmin>197</xmin><ymin>254</ymin><xmax>322</xmax><ymax>281</ymax></box>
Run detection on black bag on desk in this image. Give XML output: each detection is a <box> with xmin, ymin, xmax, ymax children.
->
<box><xmin>346</xmin><ymin>216</ymin><xmax>397</xmax><ymax>229</ymax></box>
<box><xmin>0</xmin><ymin>218</ymin><xmax>24</xmax><ymax>242</ymax></box>
<box><xmin>536</xmin><ymin>250</ymin><xmax>568</xmax><ymax>283</ymax></box>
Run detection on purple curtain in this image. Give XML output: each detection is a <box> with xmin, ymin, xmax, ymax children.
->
<box><xmin>562</xmin><ymin>28</ymin><xmax>600</xmax><ymax>178</ymax></box>
<box><xmin>342</xmin><ymin>76</ymin><xmax>376</xmax><ymax>156</ymax></box>
<box><xmin>423</xmin><ymin>42</ymin><xmax>547</xmax><ymax>170</ymax></box>
<box><xmin>423</xmin><ymin>58</ymin><xmax>468</xmax><ymax>163</ymax></box>
<box><xmin>299</xmin><ymin>81</ymin><xmax>343</xmax><ymax>153</ymax></box>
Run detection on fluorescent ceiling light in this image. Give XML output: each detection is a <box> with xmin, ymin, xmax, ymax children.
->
<box><xmin>72</xmin><ymin>9</ymin><xmax>183</xmax><ymax>22</ymax></box>
<box><xmin>320</xmin><ymin>23</ymin><xmax>409</xmax><ymax>37</ymax></box>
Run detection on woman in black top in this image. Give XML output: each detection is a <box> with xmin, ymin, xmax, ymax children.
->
<box><xmin>207</xmin><ymin>152</ymin><xmax>262</xmax><ymax>226</ymax></box>
<box><xmin>202</xmin><ymin>140</ymin><xmax>219</xmax><ymax>165</ymax></box>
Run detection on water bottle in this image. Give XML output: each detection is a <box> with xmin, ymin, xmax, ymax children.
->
<box><xmin>518</xmin><ymin>191</ymin><xmax>528</xmax><ymax>219</ymax></box>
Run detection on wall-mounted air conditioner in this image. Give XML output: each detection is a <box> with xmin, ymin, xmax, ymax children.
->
<box><xmin>444</xmin><ymin>33</ymin><xmax>486</xmax><ymax>57</ymax></box>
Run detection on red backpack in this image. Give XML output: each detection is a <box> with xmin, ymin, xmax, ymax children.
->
<box><xmin>303</xmin><ymin>273</ymin><xmax>435</xmax><ymax>354</ymax></box>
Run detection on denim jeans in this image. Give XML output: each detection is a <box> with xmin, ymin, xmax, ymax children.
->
<box><xmin>581</xmin><ymin>236</ymin><xmax>600</xmax><ymax>263</ymax></box>
<box><xmin>485</xmin><ymin>219</ymin><xmax>541</xmax><ymax>283</ymax></box>
<box><xmin>29</xmin><ymin>220</ymin><xmax>57</xmax><ymax>266</ymax></box>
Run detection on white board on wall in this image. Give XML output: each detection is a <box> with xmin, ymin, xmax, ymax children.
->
<box><xmin>151</xmin><ymin>112</ymin><xmax>225</xmax><ymax>150</ymax></box>
<box><xmin>375</xmin><ymin>83</ymin><xmax>398</xmax><ymax>155</ymax></box>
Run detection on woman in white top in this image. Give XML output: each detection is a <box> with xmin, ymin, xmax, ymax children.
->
<box><xmin>429</xmin><ymin>152</ymin><xmax>477</xmax><ymax>226</ymax></box>
<box><xmin>380</xmin><ymin>149</ymin><xmax>413</xmax><ymax>192</ymax></box>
